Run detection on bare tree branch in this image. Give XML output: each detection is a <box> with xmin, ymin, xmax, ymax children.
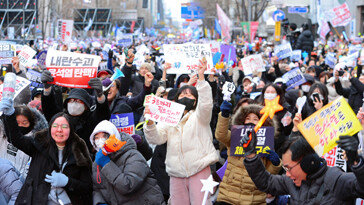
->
<box><xmin>241</xmin><ymin>0</ymin><xmax>248</xmax><ymax>21</ymax></box>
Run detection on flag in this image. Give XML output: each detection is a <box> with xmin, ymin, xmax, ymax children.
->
<box><xmin>130</xmin><ymin>21</ymin><xmax>135</xmax><ymax>33</ymax></box>
<box><xmin>215</xmin><ymin>18</ymin><xmax>221</xmax><ymax>35</ymax></box>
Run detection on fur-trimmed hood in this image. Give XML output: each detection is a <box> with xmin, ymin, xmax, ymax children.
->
<box><xmin>29</xmin><ymin>107</ymin><xmax>48</xmax><ymax>133</ymax></box>
<box><xmin>34</xmin><ymin>129</ymin><xmax>92</xmax><ymax>168</ymax></box>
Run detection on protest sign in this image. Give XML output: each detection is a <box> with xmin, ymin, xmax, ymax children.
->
<box><xmin>0</xmin><ymin>44</ymin><xmax>15</xmax><ymax>58</ymax></box>
<box><xmin>220</xmin><ymin>44</ymin><xmax>236</xmax><ymax>64</ymax></box>
<box><xmin>26</xmin><ymin>69</ymin><xmax>43</xmax><ymax>89</ymax></box>
<box><xmin>348</xmin><ymin>45</ymin><xmax>362</xmax><ymax>55</ymax></box>
<box><xmin>216</xmin><ymin>4</ymin><xmax>232</xmax><ymax>43</ymax></box>
<box><xmin>46</xmin><ymin>50</ymin><xmax>101</xmax><ymax>88</ymax></box>
<box><xmin>0</xmin><ymin>58</ymin><xmax>12</xmax><ymax>65</ymax></box>
<box><xmin>163</xmin><ymin>44</ymin><xmax>214</xmax><ymax>74</ymax></box>
<box><xmin>0</xmin><ymin>76</ymin><xmax>30</xmax><ymax>100</ymax></box>
<box><xmin>110</xmin><ymin>113</ymin><xmax>135</xmax><ymax>135</ymax></box>
<box><xmin>357</xmin><ymin>199</ymin><xmax>364</xmax><ymax>205</ymax></box>
<box><xmin>117</xmin><ymin>34</ymin><xmax>133</xmax><ymax>47</ymax></box>
<box><xmin>290</xmin><ymin>50</ymin><xmax>301</xmax><ymax>62</ymax></box>
<box><xmin>298</xmin><ymin>97</ymin><xmax>362</xmax><ymax>156</ymax></box>
<box><xmin>57</xmin><ymin>20</ymin><xmax>74</xmax><ymax>44</ymax></box>
<box><xmin>210</xmin><ymin>41</ymin><xmax>220</xmax><ymax>53</ymax></box>
<box><xmin>339</xmin><ymin>51</ymin><xmax>359</xmax><ymax>68</ymax></box>
<box><xmin>325</xmin><ymin>52</ymin><xmax>337</xmax><ymax>69</ymax></box>
<box><xmin>18</xmin><ymin>45</ymin><xmax>36</xmax><ymax>67</ymax></box>
<box><xmin>326</xmin><ymin>3</ymin><xmax>351</xmax><ymax>27</ymax></box>
<box><xmin>323</xmin><ymin>146</ymin><xmax>347</xmax><ymax>172</ymax></box>
<box><xmin>230</xmin><ymin>125</ymin><xmax>274</xmax><ymax>157</ymax></box>
<box><xmin>361</xmin><ymin>49</ymin><xmax>364</xmax><ymax>65</ymax></box>
<box><xmin>282</xmin><ymin>67</ymin><xmax>306</xmax><ymax>91</ymax></box>
<box><xmin>144</xmin><ymin>95</ymin><xmax>185</xmax><ymax>126</ymax></box>
<box><xmin>240</xmin><ymin>54</ymin><xmax>265</xmax><ymax>75</ymax></box>
<box><xmin>36</xmin><ymin>51</ymin><xmax>47</xmax><ymax>70</ymax></box>
<box><xmin>274</xmin><ymin>43</ymin><xmax>292</xmax><ymax>60</ymax></box>
<box><xmin>250</xmin><ymin>22</ymin><xmax>259</xmax><ymax>42</ymax></box>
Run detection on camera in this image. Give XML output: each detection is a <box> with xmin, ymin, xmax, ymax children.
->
<box><xmin>338</xmin><ymin>70</ymin><xmax>344</xmax><ymax>76</ymax></box>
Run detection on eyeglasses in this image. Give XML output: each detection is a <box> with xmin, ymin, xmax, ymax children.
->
<box><xmin>68</xmin><ymin>99</ymin><xmax>83</xmax><ymax>103</ymax></box>
<box><xmin>52</xmin><ymin>123</ymin><xmax>70</xmax><ymax>129</ymax></box>
<box><xmin>282</xmin><ymin>160</ymin><xmax>301</xmax><ymax>172</ymax></box>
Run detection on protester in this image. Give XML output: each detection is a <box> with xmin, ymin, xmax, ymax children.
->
<box><xmin>0</xmin><ymin>158</ymin><xmax>24</xmax><ymax>205</ymax></box>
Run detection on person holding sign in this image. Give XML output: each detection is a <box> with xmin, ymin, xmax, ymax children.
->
<box><xmin>214</xmin><ymin>103</ymin><xmax>281</xmax><ymax>205</ymax></box>
<box><xmin>242</xmin><ymin>131</ymin><xmax>364</xmax><ymax>204</ymax></box>
<box><xmin>143</xmin><ymin>59</ymin><xmax>219</xmax><ymax>205</ymax></box>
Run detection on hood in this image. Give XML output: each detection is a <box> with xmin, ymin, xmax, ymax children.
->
<box><xmin>89</xmin><ymin>120</ymin><xmax>136</xmax><ymax>152</ymax></box>
<box><xmin>29</xmin><ymin>107</ymin><xmax>48</xmax><ymax>133</ymax></box>
<box><xmin>63</xmin><ymin>88</ymin><xmax>93</xmax><ymax>110</ymax></box>
<box><xmin>302</xmin><ymin>30</ymin><xmax>312</xmax><ymax>37</ymax></box>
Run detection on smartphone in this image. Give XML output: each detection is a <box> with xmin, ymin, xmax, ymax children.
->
<box><xmin>313</xmin><ymin>93</ymin><xmax>320</xmax><ymax>102</ymax></box>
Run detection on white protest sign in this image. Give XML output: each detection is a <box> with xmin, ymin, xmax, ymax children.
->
<box><xmin>361</xmin><ymin>49</ymin><xmax>364</xmax><ymax>65</ymax></box>
<box><xmin>57</xmin><ymin>19</ymin><xmax>74</xmax><ymax>44</ymax></box>
<box><xmin>144</xmin><ymin>95</ymin><xmax>185</xmax><ymax>126</ymax></box>
<box><xmin>339</xmin><ymin>52</ymin><xmax>359</xmax><ymax>68</ymax></box>
<box><xmin>0</xmin><ymin>76</ymin><xmax>31</xmax><ymax>100</ymax></box>
<box><xmin>290</xmin><ymin>50</ymin><xmax>301</xmax><ymax>62</ymax></box>
<box><xmin>326</xmin><ymin>3</ymin><xmax>351</xmax><ymax>27</ymax></box>
<box><xmin>163</xmin><ymin>44</ymin><xmax>214</xmax><ymax>74</ymax></box>
<box><xmin>0</xmin><ymin>44</ymin><xmax>15</xmax><ymax>58</ymax></box>
<box><xmin>18</xmin><ymin>45</ymin><xmax>37</xmax><ymax>67</ymax></box>
<box><xmin>274</xmin><ymin>43</ymin><xmax>292</xmax><ymax>60</ymax></box>
<box><xmin>323</xmin><ymin>146</ymin><xmax>347</xmax><ymax>172</ymax></box>
<box><xmin>325</xmin><ymin>52</ymin><xmax>337</xmax><ymax>69</ymax></box>
<box><xmin>240</xmin><ymin>54</ymin><xmax>265</xmax><ymax>75</ymax></box>
<box><xmin>222</xmin><ymin>82</ymin><xmax>236</xmax><ymax>101</ymax></box>
<box><xmin>210</xmin><ymin>41</ymin><xmax>221</xmax><ymax>53</ymax></box>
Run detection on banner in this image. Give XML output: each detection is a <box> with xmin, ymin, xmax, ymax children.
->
<box><xmin>163</xmin><ymin>44</ymin><xmax>214</xmax><ymax>74</ymax></box>
<box><xmin>216</xmin><ymin>4</ymin><xmax>232</xmax><ymax>43</ymax></box>
<box><xmin>230</xmin><ymin>125</ymin><xmax>274</xmax><ymax>157</ymax></box>
<box><xmin>220</xmin><ymin>44</ymin><xmax>236</xmax><ymax>63</ymax></box>
<box><xmin>240</xmin><ymin>54</ymin><xmax>265</xmax><ymax>75</ymax></box>
<box><xmin>57</xmin><ymin>19</ymin><xmax>74</xmax><ymax>44</ymax></box>
<box><xmin>298</xmin><ymin>97</ymin><xmax>362</xmax><ymax>156</ymax></box>
<box><xmin>144</xmin><ymin>95</ymin><xmax>185</xmax><ymax>127</ymax></box>
<box><xmin>26</xmin><ymin>69</ymin><xmax>43</xmax><ymax>88</ymax></box>
<box><xmin>18</xmin><ymin>45</ymin><xmax>36</xmax><ymax>67</ymax></box>
<box><xmin>250</xmin><ymin>22</ymin><xmax>259</xmax><ymax>42</ymax></box>
<box><xmin>282</xmin><ymin>67</ymin><xmax>306</xmax><ymax>91</ymax></box>
<box><xmin>46</xmin><ymin>50</ymin><xmax>101</xmax><ymax>88</ymax></box>
<box><xmin>327</xmin><ymin>3</ymin><xmax>351</xmax><ymax>27</ymax></box>
<box><xmin>0</xmin><ymin>76</ymin><xmax>30</xmax><ymax>100</ymax></box>
<box><xmin>274</xmin><ymin>21</ymin><xmax>281</xmax><ymax>42</ymax></box>
<box><xmin>274</xmin><ymin>43</ymin><xmax>292</xmax><ymax>60</ymax></box>
<box><xmin>36</xmin><ymin>51</ymin><xmax>47</xmax><ymax>70</ymax></box>
<box><xmin>339</xmin><ymin>51</ymin><xmax>359</xmax><ymax>68</ymax></box>
<box><xmin>0</xmin><ymin>44</ymin><xmax>15</xmax><ymax>58</ymax></box>
<box><xmin>323</xmin><ymin>146</ymin><xmax>346</xmax><ymax>172</ymax></box>
<box><xmin>117</xmin><ymin>34</ymin><xmax>133</xmax><ymax>47</ymax></box>
<box><xmin>290</xmin><ymin>50</ymin><xmax>301</xmax><ymax>62</ymax></box>
<box><xmin>110</xmin><ymin>113</ymin><xmax>135</xmax><ymax>135</ymax></box>
<box><xmin>325</xmin><ymin>52</ymin><xmax>337</xmax><ymax>69</ymax></box>
<box><xmin>0</xmin><ymin>58</ymin><xmax>12</xmax><ymax>65</ymax></box>
<box><xmin>241</xmin><ymin>22</ymin><xmax>250</xmax><ymax>35</ymax></box>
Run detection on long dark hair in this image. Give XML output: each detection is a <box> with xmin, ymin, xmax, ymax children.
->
<box><xmin>14</xmin><ymin>106</ymin><xmax>36</xmax><ymax>130</ymax></box>
<box><xmin>174</xmin><ymin>85</ymin><xmax>199</xmax><ymax>110</ymax></box>
<box><xmin>307</xmin><ymin>83</ymin><xmax>329</xmax><ymax>106</ymax></box>
<box><xmin>257</xmin><ymin>83</ymin><xmax>286</xmax><ymax>106</ymax></box>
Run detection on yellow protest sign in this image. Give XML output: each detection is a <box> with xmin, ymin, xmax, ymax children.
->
<box><xmin>274</xmin><ymin>21</ymin><xmax>281</xmax><ymax>42</ymax></box>
<box><xmin>297</xmin><ymin>97</ymin><xmax>362</xmax><ymax>156</ymax></box>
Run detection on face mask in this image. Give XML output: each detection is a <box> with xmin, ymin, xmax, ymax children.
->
<box><xmin>264</xmin><ymin>93</ymin><xmax>277</xmax><ymax>100</ymax></box>
<box><xmin>67</xmin><ymin>102</ymin><xmax>85</xmax><ymax>116</ymax></box>
<box><xmin>19</xmin><ymin>126</ymin><xmax>32</xmax><ymax>135</ymax></box>
<box><xmin>177</xmin><ymin>97</ymin><xmax>196</xmax><ymax>111</ymax></box>
<box><xmin>95</xmin><ymin>138</ymin><xmax>106</xmax><ymax>149</ymax></box>
<box><xmin>301</xmin><ymin>85</ymin><xmax>310</xmax><ymax>93</ymax></box>
<box><xmin>179</xmin><ymin>82</ymin><xmax>188</xmax><ymax>87</ymax></box>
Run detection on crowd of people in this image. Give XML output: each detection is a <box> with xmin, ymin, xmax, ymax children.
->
<box><xmin>0</xmin><ymin>25</ymin><xmax>363</xmax><ymax>205</ymax></box>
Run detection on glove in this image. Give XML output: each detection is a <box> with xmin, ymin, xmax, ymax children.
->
<box><xmin>95</xmin><ymin>149</ymin><xmax>110</xmax><ymax>167</ymax></box>
<box><xmin>103</xmin><ymin>134</ymin><xmax>127</xmax><ymax>154</ymax></box>
<box><xmin>240</xmin><ymin>130</ymin><xmax>257</xmax><ymax>156</ymax></box>
<box><xmin>41</xmin><ymin>70</ymin><xmax>54</xmax><ymax>89</ymax></box>
<box><xmin>131</xmin><ymin>134</ymin><xmax>142</xmax><ymax>145</ymax></box>
<box><xmin>0</xmin><ymin>98</ymin><xmax>15</xmax><ymax>115</ymax></box>
<box><xmin>88</xmin><ymin>78</ymin><xmax>103</xmax><ymax>97</ymax></box>
<box><xmin>220</xmin><ymin>100</ymin><xmax>232</xmax><ymax>118</ymax></box>
<box><xmin>266</xmin><ymin>150</ymin><xmax>280</xmax><ymax>166</ymax></box>
<box><xmin>108</xmin><ymin>50</ymin><xmax>113</xmax><ymax>59</ymax></box>
<box><xmin>337</xmin><ymin>135</ymin><xmax>360</xmax><ymax>166</ymax></box>
<box><xmin>45</xmin><ymin>171</ymin><xmax>69</xmax><ymax>187</ymax></box>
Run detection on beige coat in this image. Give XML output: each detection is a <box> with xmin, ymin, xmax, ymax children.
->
<box><xmin>144</xmin><ymin>80</ymin><xmax>219</xmax><ymax>178</ymax></box>
<box><xmin>216</xmin><ymin>113</ymin><xmax>282</xmax><ymax>205</ymax></box>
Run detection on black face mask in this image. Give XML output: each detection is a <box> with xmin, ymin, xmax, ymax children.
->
<box><xmin>177</xmin><ymin>97</ymin><xmax>196</xmax><ymax>111</ymax></box>
<box><xmin>244</xmin><ymin>122</ymin><xmax>256</xmax><ymax>128</ymax></box>
<box><xmin>19</xmin><ymin>126</ymin><xmax>32</xmax><ymax>135</ymax></box>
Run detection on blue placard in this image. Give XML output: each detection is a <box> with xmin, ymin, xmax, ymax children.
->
<box><xmin>288</xmin><ymin>7</ymin><xmax>308</xmax><ymax>14</ymax></box>
<box><xmin>273</xmin><ymin>10</ymin><xmax>285</xmax><ymax>22</ymax></box>
<box><xmin>325</xmin><ymin>52</ymin><xmax>337</xmax><ymax>69</ymax></box>
<box><xmin>290</xmin><ymin>50</ymin><xmax>302</xmax><ymax>62</ymax></box>
<box><xmin>26</xmin><ymin>69</ymin><xmax>44</xmax><ymax>89</ymax></box>
<box><xmin>181</xmin><ymin>3</ymin><xmax>204</xmax><ymax>19</ymax></box>
<box><xmin>274</xmin><ymin>43</ymin><xmax>292</xmax><ymax>60</ymax></box>
<box><xmin>36</xmin><ymin>50</ymin><xmax>47</xmax><ymax>70</ymax></box>
<box><xmin>110</xmin><ymin>113</ymin><xmax>135</xmax><ymax>135</ymax></box>
<box><xmin>282</xmin><ymin>67</ymin><xmax>306</xmax><ymax>91</ymax></box>
<box><xmin>230</xmin><ymin>125</ymin><xmax>275</xmax><ymax>157</ymax></box>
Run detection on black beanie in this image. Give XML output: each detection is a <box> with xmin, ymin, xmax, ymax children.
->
<box><xmin>300</xmin><ymin>154</ymin><xmax>322</xmax><ymax>175</ymax></box>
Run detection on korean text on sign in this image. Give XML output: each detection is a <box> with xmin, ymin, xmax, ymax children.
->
<box><xmin>298</xmin><ymin>97</ymin><xmax>362</xmax><ymax>156</ymax></box>
<box><xmin>0</xmin><ymin>76</ymin><xmax>30</xmax><ymax>100</ymax></box>
<box><xmin>323</xmin><ymin>146</ymin><xmax>347</xmax><ymax>172</ymax></box>
<box><xmin>230</xmin><ymin>125</ymin><xmax>275</xmax><ymax>157</ymax></box>
<box><xmin>240</xmin><ymin>54</ymin><xmax>265</xmax><ymax>75</ymax></box>
<box><xmin>144</xmin><ymin>95</ymin><xmax>185</xmax><ymax>127</ymax></box>
<box><xmin>274</xmin><ymin>43</ymin><xmax>292</xmax><ymax>60</ymax></box>
<box><xmin>163</xmin><ymin>44</ymin><xmax>214</xmax><ymax>74</ymax></box>
<box><xmin>18</xmin><ymin>45</ymin><xmax>36</xmax><ymax>67</ymax></box>
<box><xmin>282</xmin><ymin>67</ymin><xmax>306</xmax><ymax>91</ymax></box>
<box><xmin>110</xmin><ymin>113</ymin><xmax>135</xmax><ymax>135</ymax></box>
<box><xmin>45</xmin><ymin>50</ymin><xmax>101</xmax><ymax>88</ymax></box>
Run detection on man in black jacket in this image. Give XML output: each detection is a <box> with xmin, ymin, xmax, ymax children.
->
<box><xmin>295</xmin><ymin>23</ymin><xmax>314</xmax><ymax>55</ymax></box>
<box><xmin>242</xmin><ymin>133</ymin><xmax>364</xmax><ymax>204</ymax></box>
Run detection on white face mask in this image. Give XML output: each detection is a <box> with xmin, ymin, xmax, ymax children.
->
<box><xmin>67</xmin><ymin>102</ymin><xmax>85</xmax><ymax>116</ymax></box>
<box><xmin>264</xmin><ymin>93</ymin><xmax>277</xmax><ymax>100</ymax></box>
<box><xmin>301</xmin><ymin>85</ymin><xmax>310</xmax><ymax>93</ymax></box>
<box><xmin>95</xmin><ymin>138</ymin><xmax>106</xmax><ymax>149</ymax></box>
<box><xmin>179</xmin><ymin>82</ymin><xmax>188</xmax><ymax>87</ymax></box>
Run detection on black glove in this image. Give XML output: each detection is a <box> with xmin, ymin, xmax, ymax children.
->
<box><xmin>88</xmin><ymin>78</ymin><xmax>103</xmax><ymax>97</ymax></box>
<box><xmin>41</xmin><ymin>70</ymin><xmax>54</xmax><ymax>89</ymax></box>
<box><xmin>337</xmin><ymin>135</ymin><xmax>360</xmax><ymax>166</ymax></box>
<box><xmin>240</xmin><ymin>130</ymin><xmax>257</xmax><ymax>156</ymax></box>
<box><xmin>108</xmin><ymin>50</ymin><xmax>113</xmax><ymax>59</ymax></box>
